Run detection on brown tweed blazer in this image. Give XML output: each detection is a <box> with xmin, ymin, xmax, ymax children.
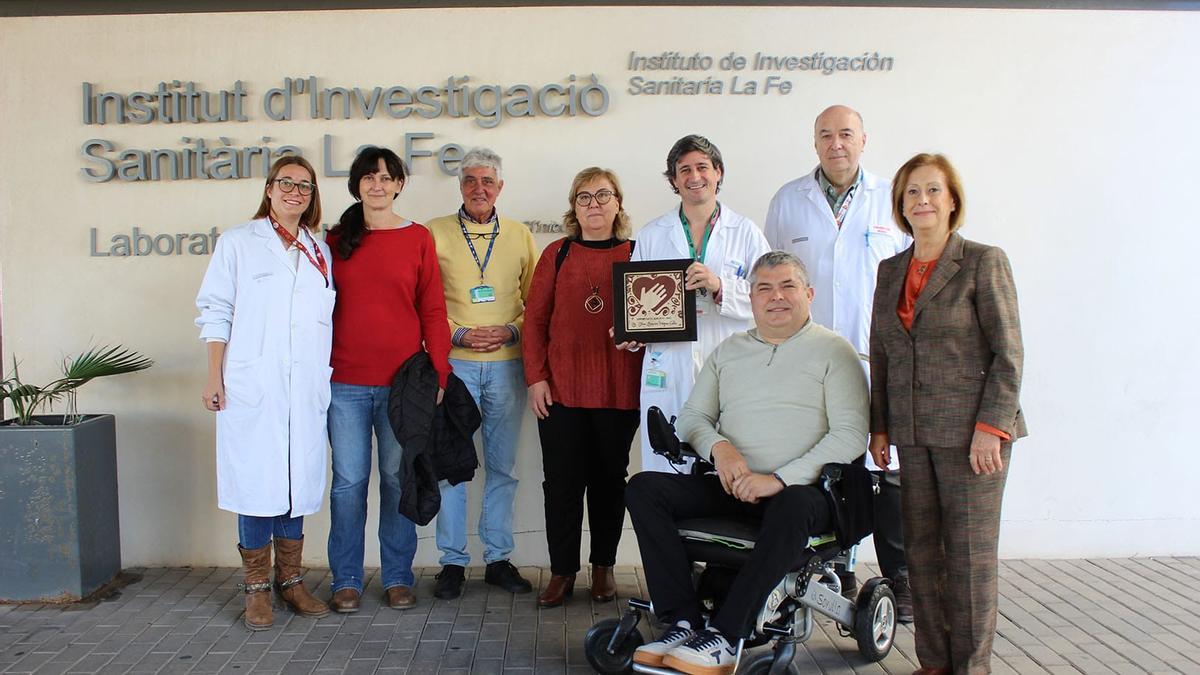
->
<box><xmin>869</xmin><ymin>233</ymin><xmax>1026</xmax><ymax>448</ymax></box>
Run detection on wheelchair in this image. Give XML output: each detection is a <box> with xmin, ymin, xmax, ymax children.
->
<box><xmin>584</xmin><ymin>407</ymin><xmax>896</xmax><ymax>674</ymax></box>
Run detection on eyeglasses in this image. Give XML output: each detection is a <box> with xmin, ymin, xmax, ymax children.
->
<box><xmin>574</xmin><ymin>190</ymin><xmax>616</xmax><ymax>207</ymax></box>
<box><xmin>272</xmin><ymin>177</ymin><xmax>316</xmax><ymax>196</ymax></box>
<box><xmin>463</xmin><ymin>232</ymin><xmax>498</xmax><ymax>240</ymax></box>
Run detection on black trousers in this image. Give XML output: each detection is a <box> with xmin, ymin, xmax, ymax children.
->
<box><xmin>537</xmin><ymin>404</ymin><xmax>639</xmax><ymax>575</ymax></box>
<box><xmin>873</xmin><ymin>469</ymin><xmax>907</xmax><ymax>579</ymax></box>
<box><xmin>626</xmin><ymin>472</ymin><xmax>832</xmax><ymax>639</ymax></box>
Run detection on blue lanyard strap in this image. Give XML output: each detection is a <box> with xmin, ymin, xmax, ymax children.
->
<box><xmin>457</xmin><ymin>210</ymin><xmax>500</xmax><ymax>283</ymax></box>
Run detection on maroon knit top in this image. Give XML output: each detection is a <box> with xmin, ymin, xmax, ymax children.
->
<box><xmin>522</xmin><ymin>237</ymin><xmax>641</xmax><ymax>410</ymax></box>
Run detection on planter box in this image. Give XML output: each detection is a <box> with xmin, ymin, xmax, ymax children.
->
<box><xmin>0</xmin><ymin>414</ymin><xmax>121</xmax><ymax>602</ymax></box>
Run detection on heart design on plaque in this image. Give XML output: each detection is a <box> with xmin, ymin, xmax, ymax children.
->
<box><xmin>631</xmin><ymin>275</ymin><xmax>678</xmax><ymax>313</ymax></box>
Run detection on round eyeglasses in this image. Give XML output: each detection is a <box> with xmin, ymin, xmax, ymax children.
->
<box><xmin>272</xmin><ymin>177</ymin><xmax>316</xmax><ymax>196</ymax></box>
<box><xmin>574</xmin><ymin>190</ymin><xmax>616</xmax><ymax>207</ymax></box>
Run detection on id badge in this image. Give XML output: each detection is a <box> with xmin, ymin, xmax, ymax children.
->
<box><xmin>469</xmin><ymin>285</ymin><xmax>496</xmax><ymax>304</ymax></box>
<box><xmin>644</xmin><ymin>368</ymin><xmax>668</xmax><ymax>389</ymax></box>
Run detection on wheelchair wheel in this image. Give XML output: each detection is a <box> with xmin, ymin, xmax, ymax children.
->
<box><xmin>738</xmin><ymin>652</ymin><xmax>801</xmax><ymax>674</ymax></box>
<box><xmin>584</xmin><ymin>618</ymin><xmax>644</xmax><ymax>674</ymax></box>
<box><xmin>854</xmin><ymin>578</ymin><xmax>896</xmax><ymax>662</ymax></box>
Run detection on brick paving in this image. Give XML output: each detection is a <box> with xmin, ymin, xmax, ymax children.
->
<box><xmin>2</xmin><ymin>559</ymin><xmax>1199</xmax><ymax>674</ymax></box>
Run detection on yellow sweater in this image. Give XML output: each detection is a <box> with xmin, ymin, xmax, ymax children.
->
<box><xmin>427</xmin><ymin>212</ymin><xmax>538</xmax><ymax>362</ymax></box>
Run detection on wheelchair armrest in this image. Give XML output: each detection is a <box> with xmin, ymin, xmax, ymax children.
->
<box><xmin>646</xmin><ymin>406</ymin><xmax>701</xmax><ymax>466</ymax></box>
<box><xmin>819</xmin><ymin>462</ymin><xmax>878</xmax><ymax>549</ymax></box>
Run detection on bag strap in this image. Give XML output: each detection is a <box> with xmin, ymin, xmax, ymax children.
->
<box><xmin>555</xmin><ymin>238</ymin><xmax>572</xmax><ymax>272</ymax></box>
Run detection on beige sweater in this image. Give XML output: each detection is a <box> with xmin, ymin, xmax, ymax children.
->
<box><xmin>676</xmin><ymin>320</ymin><xmax>869</xmax><ymax>486</ymax></box>
<box><xmin>427</xmin><ymin>213</ymin><xmax>538</xmax><ymax>362</ymax></box>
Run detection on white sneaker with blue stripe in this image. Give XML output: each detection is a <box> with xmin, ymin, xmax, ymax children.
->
<box><xmin>632</xmin><ymin>621</ymin><xmax>695</xmax><ymax>667</ymax></box>
<box><xmin>662</xmin><ymin>628</ymin><xmax>738</xmax><ymax>675</ymax></box>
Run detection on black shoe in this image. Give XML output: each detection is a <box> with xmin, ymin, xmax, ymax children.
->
<box><xmin>892</xmin><ymin>574</ymin><xmax>914</xmax><ymax>624</ymax></box>
<box><xmin>837</xmin><ymin>570</ymin><xmax>858</xmax><ymax>600</ymax></box>
<box><xmin>484</xmin><ymin>560</ymin><xmax>532</xmax><ymax>594</ymax></box>
<box><xmin>433</xmin><ymin>565</ymin><xmax>465</xmax><ymax>600</ymax></box>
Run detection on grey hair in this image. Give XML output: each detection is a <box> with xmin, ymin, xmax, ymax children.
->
<box><xmin>459</xmin><ymin>147</ymin><xmax>503</xmax><ymax>183</ymax></box>
<box><xmin>749</xmin><ymin>250</ymin><xmax>810</xmax><ymax>287</ymax></box>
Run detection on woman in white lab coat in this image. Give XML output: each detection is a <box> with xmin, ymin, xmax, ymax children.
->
<box><xmin>195</xmin><ymin>155</ymin><xmax>335</xmax><ymax>630</ymax></box>
<box><xmin>626</xmin><ymin>135</ymin><xmax>771</xmax><ymax>473</ymax></box>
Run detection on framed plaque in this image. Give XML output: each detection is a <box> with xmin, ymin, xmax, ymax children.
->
<box><xmin>612</xmin><ymin>258</ymin><xmax>697</xmax><ymax>343</ymax></box>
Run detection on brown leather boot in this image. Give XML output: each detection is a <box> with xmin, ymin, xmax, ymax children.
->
<box><xmin>537</xmin><ymin>574</ymin><xmax>576</xmax><ymax>608</ymax></box>
<box><xmin>238</xmin><ymin>543</ymin><xmax>274</xmax><ymax>630</ymax></box>
<box><xmin>590</xmin><ymin>565</ymin><xmax>616</xmax><ymax>602</ymax></box>
<box><xmin>273</xmin><ymin>537</ymin><xmax>329</xmax><ymax>618</ymax></box>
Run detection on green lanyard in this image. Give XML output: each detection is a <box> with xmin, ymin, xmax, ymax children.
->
<box><xmin>680</xmin><ymin>204</ymin><xmax>720</xmax><ymax>264</ymax></box>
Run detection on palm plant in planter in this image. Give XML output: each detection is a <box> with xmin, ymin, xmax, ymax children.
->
<box><xmin>0</xmin><ymin>345</ymin><xmax>152</xmax><ymax>602</ymax></box>
<box><xmin>2</xmin><ymin>345</ymin><xmax>153</xmax><ymax>425</ymax></box>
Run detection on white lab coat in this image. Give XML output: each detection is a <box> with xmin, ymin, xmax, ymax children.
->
<box><xmin>195</xmin><ymin>218</ymin><xmax>335</xmax><ymax>517</ymax></box>
<box><xmin>764</xmin><ymin>166</ymin><xmax>909</xmax><ymax>470</ymax></box>
<box><xmin>632</xmin><ymin>204</ymin><xmax>771</xmax><ymax>473</ymax></box>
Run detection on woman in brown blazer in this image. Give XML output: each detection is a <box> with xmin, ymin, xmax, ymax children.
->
<box><xmin>868</xmin><ymin>154</ymin><xmax>1025</xmax><ymax>675</ymax></box>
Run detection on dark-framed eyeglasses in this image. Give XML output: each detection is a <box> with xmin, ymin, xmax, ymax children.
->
<box><xmin>574</xmin><ymin>190</ymin><xmax>616</xmax><ymax>207</ymax></box>
<box><xmin>272</xmin><ymin>177</ymin><xmax>316</xmax><ymax>196</ymax></box>
<box><xmin>463</xmin><ymin>231</ymin><xmax>498</xmax><ymax>240</ymax></box>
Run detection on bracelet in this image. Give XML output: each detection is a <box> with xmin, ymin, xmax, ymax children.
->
<box><xmin>773</xmin><ymin>472</ymin><xmax>787</xmax><ymax>488</ymax></box>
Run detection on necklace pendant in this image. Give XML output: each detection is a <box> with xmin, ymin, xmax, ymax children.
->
<box><xmin>584</xmin><ymin>291</ymin><xmax>604</xmax><ymax>315</ymax></box>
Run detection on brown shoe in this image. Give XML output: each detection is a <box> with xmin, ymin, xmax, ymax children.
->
<box><xmin>590</xmin><ymin>565</ymin><xmax>616</xmax><ymax>602</ymax></box>
<box><xmin>386</xmin><ymin>585</ymin><xmax>416</xmax><ymax>610</ymax></box>
<box><xmin>272</xmin><ymin>537</ymin><xmax>329</xmax><ymax>618</ymax></box>
<box><xmin>238</xmin><ymin>543</ymin><xmax>274</xmax><ymax>630</ymax></box>
<box><xmin>537</xmin><ymin>574</ymin><xmax>576</xmax><ymax>608</ymax></box>
<box><xmin>912</xmin><ymin>668</ymin><xmax>951</xmax><ymax>675</ymax></box>
<box><xmin>329</xmin><ymin>587</ymin><xmax>361</xmax><ymax>613</ymax></box>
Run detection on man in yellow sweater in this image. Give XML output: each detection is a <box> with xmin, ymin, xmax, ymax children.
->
<box><xmin>426</xmin><ymin>147</ymin><xmax>538</xmax><ymax>599</ymax></box>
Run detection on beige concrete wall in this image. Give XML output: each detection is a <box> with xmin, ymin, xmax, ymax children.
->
<box><xmin>1</xmin><ymin>6</ymin><xmax>1198</xmax><ymax>567</ymax></box>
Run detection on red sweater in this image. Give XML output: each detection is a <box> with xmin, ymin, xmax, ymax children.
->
<box><xmin>522</xmin><ymin>237</ymin><xmax>641</xmax><ymax>410</ymax></box>
<box><xmin>328</xmin><ymin>224</ymin><xmax>452</xmax><ymax>388</ymax></box>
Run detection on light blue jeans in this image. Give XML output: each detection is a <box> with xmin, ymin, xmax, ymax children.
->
<box><xmin>436</xmin><ymin>358</ymin><xmax>525</xmax><ymax>566</ymax></box>
<box><xmin>327</xmin><ymin>383</ymin><xmax>417</xmax><ymax>592</ymax></box>
<box><xmin>238</xmin><ymin>513</ymin><xmax>303</xmax><ymax>550</ymax></box>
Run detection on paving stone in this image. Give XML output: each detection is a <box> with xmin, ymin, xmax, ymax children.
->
<box><xmin>4</xmin><ymin>562</ymin><xmax>1199</xmax><ymax>675</ymax></box>
<box><xmin>376</xmin><ymin>649</ymin><xmax>413</xmax><ymax>669</ymax></box>
<box><xmin>8</xmin><ymin>650</ymin><xmax>56</xmax><ymax>672</ymax></box>
<box><xmin>64</xmin><ymin>652</ymin><xmax>117</xmax><ymax>674</ymax></box>
<box><xmin>279</xmin><ymin>660</ymin><xmax>318</xmax><ymax>675</ymax></box>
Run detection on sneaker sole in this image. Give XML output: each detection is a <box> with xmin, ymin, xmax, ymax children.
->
<box><xmin>662</xmin><ymin>654</ymin><xmax>735</xmax><ymax>675</ymax></box>
<box><xmin>632</xmin><ymin>650</ymin><xmax>667</xmax><ymax>667</ymax></box>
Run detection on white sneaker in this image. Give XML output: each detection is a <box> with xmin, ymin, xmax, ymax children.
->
<box><xmin>662</xmin><ymin>628</ymin><xmax>738</xmax><ymax>675</ymax></box>
<box><xmin>632</xmin><ymin>622</ymin><xmax>695</xmax><ymax>667</ymax></box>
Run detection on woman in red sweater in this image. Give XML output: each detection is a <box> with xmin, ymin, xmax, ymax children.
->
<box><xmin>325</xmin><ymin>146</ymin><xmax>452</xmax><ymax>613</ymax></box>
<box><xmin>523</xmin><ymin>167</ymin><xmax>642</xmax><ymax>608</ymax></box>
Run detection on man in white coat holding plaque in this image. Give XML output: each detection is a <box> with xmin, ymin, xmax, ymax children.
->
<box><xmin>627</xmin><ymin>134</ymin><xmax>770</xmax><ymax>474</ymax></box>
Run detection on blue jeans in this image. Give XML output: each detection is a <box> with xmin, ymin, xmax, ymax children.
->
<box><xmin>327</xmin><ymin>383</ymin><xmax>417</xmax><ymax>592</ymax></box>
<box><xmin>436</xmin><ymin>358</ymin><xmax>525</xmax><ymax>566</ymax></box>
<box><xmin>238</xmin><ymin>513</ymin><xmax>303</xmax><ymax>550</ymax></box>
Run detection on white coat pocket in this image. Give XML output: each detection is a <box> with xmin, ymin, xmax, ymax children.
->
<box><xmin>221</xmin><ymin>356</ymin><xmax>265</xmax><ymax>415</ymax></box>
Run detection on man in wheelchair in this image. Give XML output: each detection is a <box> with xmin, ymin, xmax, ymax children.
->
<box><xmin>626</xmin><ymin>251</ymin><xmax>869</xmax><ymax>675</ymax></box>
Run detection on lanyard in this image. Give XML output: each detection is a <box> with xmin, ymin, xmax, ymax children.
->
<box><xmin>679</xmin><ymin>203</ymin><xmax>720</xmax><ymax>264</ymax></box>
<box><xmin>270</xmin><ymin>217</ymin><xmax>329</xmax><ymax>287</ymax></box>
<box><xmin>458</xmin><ymin>210</ymin><xmax>500</xmax><ymax>283</ymax></box>
<box><xmin>833</xmin><ymin>183</ymin><xmax>858</xmax><ymax>229</ymax></box>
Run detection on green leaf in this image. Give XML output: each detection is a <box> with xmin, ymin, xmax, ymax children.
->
<box><xmin>60</xmin><ymin>345</ymin><xmax>154</xmax><ymax>382</ymax></box>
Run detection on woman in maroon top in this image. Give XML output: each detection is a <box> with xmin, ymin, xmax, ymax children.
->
<box><xmin>523</xmin><ymin>167</ymin><xmax>642</xmax><ymax>608</ymax></box>
<box><xmin>325</xmin><ymin>146</ymin><xmax>452</xmax><ymax>613</ymax></box>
